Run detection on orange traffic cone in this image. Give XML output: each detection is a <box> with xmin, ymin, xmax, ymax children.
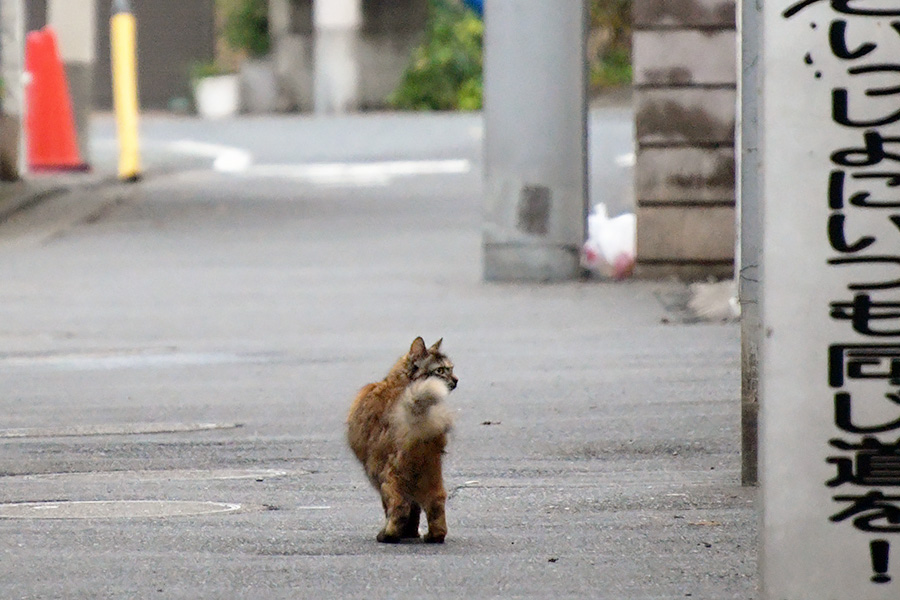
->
<box><xmin>25</xmin><ymin>27</ymin><xmax>88</xmax><ymax>172</ymax></box>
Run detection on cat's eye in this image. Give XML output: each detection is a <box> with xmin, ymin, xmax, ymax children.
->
<box><xmin>434</xmin><ymin>367</ymin><xmax>450</xmax><ymax>375</ymax></box>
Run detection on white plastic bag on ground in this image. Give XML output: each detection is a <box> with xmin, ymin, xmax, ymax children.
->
<box><xmin>580</xmin><ymin>203</ymin><xmax>635</xmax><ymax>280</ymax></box>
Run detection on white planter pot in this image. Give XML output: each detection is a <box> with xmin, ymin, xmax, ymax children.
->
<box><xmin>193</xmin><ymin>74</ymin><xmax>239</xmax><ymax>119</ymax></box>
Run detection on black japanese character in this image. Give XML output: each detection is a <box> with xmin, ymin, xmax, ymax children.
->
<box><xmin>828</xmin><ymin>437</ymin><xmax>900</xmax><ymax>488</ymax></box>
<box><xmin>831</xmin><ymin>491</ymin><xmax>900</xmax><ymax>532</ymax></box>
<box><xmin>831</xmin><ymin>294</ymin><xmax>900</xmax><ymax>336</ymax></box>
<box><xmin>785</xmin><ymin>1</ymin><xmax>900</xmax><ymax>19</ymax></box>
<box><xmin>828</xmin><ymin>257</ymin><xmax>900</xmax><ymax>290</ymax></box>
<box><xmin>839</xmin><ymin>171</ymin><xmax>900</xmax><ymax>208</ymax></box>
<box><xmin>834</xmin><ymin>92</ymin><xmax>900</xmax><ymax>128</ymax></box>
<box><xmin>830</xmin><ymin>20</ymin><xmax>877</xmax><ymax>59</ymax></box>
<box><xmin>829</xmin><ymin>344</ymin><xmax>900</xmax><ymax>387</ymax></box>
<box><xmin>828</xmin><ymin>213</ymin><xmax>876</xmax><ymax>252</ymax></box>
<box><xmin>833</xmin><ymin>131</ymin><xmax>900</xmax><ymax>167</ymax></box>
<box><xmin>835</xmin><ymin>392</ymin><xmax>900</xmax><ymax>434</ymax></box>
<box><xmin>834</xmin><ymin>66</ymin><xmax>900</xmax><ymax>128</ymax></box>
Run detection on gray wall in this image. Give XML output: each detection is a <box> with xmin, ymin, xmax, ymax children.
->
<box><xmin>27</xmin><ymin>0</ymin><xmax>215</xmax><ymax>110</ymax></box>
<box><xmin>632</xmin><ymin>0</ymin><xmax>736</xmax><ymax>279</ymax></box>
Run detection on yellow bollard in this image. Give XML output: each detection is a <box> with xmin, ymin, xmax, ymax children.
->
<box><xmin>110</xmin><ymin>0</ymin><xmax>141</xmax><ymax>181</ymax></box>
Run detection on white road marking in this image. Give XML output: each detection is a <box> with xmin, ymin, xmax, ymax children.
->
<box><xmin>0</xmin><ymin>500</ymin><xmax>243</xmax><ymax>519</ymax></box>
<box><xmin>102</xmin><ymin>137</ymin><xmax>473</xmax><ymax>186</ymax></box>
<box><xmin>0</xmin><ymin>350</ymin><xmax>262</xmax><ymax>371</ymax></box>
<box><xmin>238</xmin><ymin>159</ymin><xmax>472</xmax><ymax>187</ymax></box>
<box><xmin>167</xmin><ymin>140</ymin><xmax>253</xmax><ymax>172</ymax></box>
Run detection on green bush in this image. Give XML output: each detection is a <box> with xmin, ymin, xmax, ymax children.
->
<box><xmin>389</xmin><ymin>0</ymin><xmax>631</xmax><ymax>111</ymax></box>
<box><xmin>589</xmin><ymin>0</ymin><xmax>632</xmax><ymax>89</ymax></box>
<box><xmin>388</xmin><ymin>0</ymin><xmax>483</xmax><ymax>111</ymax></box>
<box><xmin>223</xmin><ymin>0</ymin><xmax>270</xmax><ymax>57</ymax></box>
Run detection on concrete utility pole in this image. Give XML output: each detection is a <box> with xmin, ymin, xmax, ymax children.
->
<box><xmin>0</xmin><ymin>0</ymin><xmax>25</xmax><ymax>180</ymax></box>
<box><xmin>760</xmin><ymin>3</ymin><xmax>900</xmax><ymax>597</ymax></box>
<box><xmin>47</xmin><ymin>0</ymin><xmax>96</xmax><ymax>164</ymax></box>
<box><xmin>482</xmin><ymin>0</ymin><xmax>588</xmax><ymax>282</ymax></box>
<box><xmin>313</xmin><ymin>0</ymin><xmax>361</xmax><ymax>114</ymax></box>
<box><xmin>738</xmin><ymin>0</ymin><xmax>762</xmax><ymax>487</ymax></box>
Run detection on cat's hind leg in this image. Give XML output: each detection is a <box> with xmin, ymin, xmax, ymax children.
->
<box><xmin>377</xmin><ymin>481</ymin><xmax>412</xmax><ymax>543</ymax></box>
<box><xmin>399</xmin><ymin>502</ymin><xmax>421</xmax><ymax>539</ymax></box>
<box><xmin>422</xmin><ymin>491</ymin><xmax>447</xmax><ymax>544</ymax></box>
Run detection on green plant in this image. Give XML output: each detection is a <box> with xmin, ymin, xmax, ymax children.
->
<box><xmin>223</xmin><ymin>0</ymin><xmax>270</xmax><ymax>57</ymax></box>
<box><xmin>190</xmin><ymin>60</ymin><xmax>235</xmax><ymax>81</ymax></box>
<box><xmin>589</xmin><ymin>0</ymin><xmax>632</xmax><ymax>89</ymax></box>
<box><xmin>388</xmin><ymin>0</ymin><xmax>483</xmax><ymax>111</ymax></box>
<box><xmin>389</xmin><ymin>0</ymin><xmax>631</xmax><ymax>111</ymax></box>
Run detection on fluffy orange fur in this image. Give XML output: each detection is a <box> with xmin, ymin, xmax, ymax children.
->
<box><xmin>347</xmin><ymin>337</ymin><xmax>457</xmax><ymax>543</ymax></box>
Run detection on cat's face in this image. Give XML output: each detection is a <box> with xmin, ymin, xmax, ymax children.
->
<box><xmin>407</xmin><ymin>337</ymin><xmax>458</xmax><ymax>391</ymax></box>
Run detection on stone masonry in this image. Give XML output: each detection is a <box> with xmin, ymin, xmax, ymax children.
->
<box><xmin>633</xmin><ymin>0</ymin><xmax>737</xmax><ymax>279</ymax></box>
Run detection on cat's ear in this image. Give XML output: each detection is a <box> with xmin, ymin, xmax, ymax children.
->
<box><xmin>409</xmin><ymin>337</ymin><xmax>427</xmax><ymax>358</ymax></box>
<box><xmin>429</xmin><ymin>338</ymin><xmax>443</xmax><ymax>352</ymax></box>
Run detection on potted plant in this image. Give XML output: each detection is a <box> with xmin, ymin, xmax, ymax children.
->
<box><xmin>222</xmin><ymin>0</ymin><xmax>281</xmax><ymax>113</ymax></box>
<box><xmin>223</xmin><ymin>0</ymin><xmax>269</xmax><ymax>58</ymax></box>
<box><xmin>190</xmin><ymin>60</ymin><xmax>239</xmax><ymax>119</ymax></box>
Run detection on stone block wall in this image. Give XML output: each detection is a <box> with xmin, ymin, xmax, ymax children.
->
<box><xmin>633</xmin><ymin>0</ymin><xmax>737</xmax><ymax>279</ymax></box>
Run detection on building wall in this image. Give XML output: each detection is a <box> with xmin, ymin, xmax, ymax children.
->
<box><xmin>270</xmin><ymin>0</ymin><xmax>426</xmax><ymax>111</ymax></box>
<box><xmin>94</xmin><ymin>0</ymin><xmax>216</xmax><ymax>110</ymax></box>
<box><xmin>27</xmin><ymin>0</ymin><xmax>215</xmax><ymax>110</ymax></box>
<box><xmin>632</xmin><ymin>0</ymin><xmax>737</xmax><ymax>279</ymax></box>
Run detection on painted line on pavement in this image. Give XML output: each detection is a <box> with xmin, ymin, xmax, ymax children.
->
<box><xmin>0</xmin><ymin>500</ymin><xmax>243</xmax><ymax>519</ymax></box>
<box><xmin>0</xmin><ymin>422</ymin><xmax>242</xmax><ymax>439</ymax></box>
<box><xmin>237</xmin><ymin>159</ymin><xmax>473</xmax><ymax>187</ymax></box>
<box><xmin>168</xmin><ymin>140</ymin><xmax>253</xmax><ymax>172</ymax></box>
<box><xmin>106</xmin><ymin>137</ymin><xmax>473</xmax><ymax>186</ymax></box>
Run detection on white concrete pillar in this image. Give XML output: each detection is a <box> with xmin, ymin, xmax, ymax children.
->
<box><xmin>48</xmin><ymin>0</ymin><xmax>96</xmax><ymax>163</ymax></box>
<box><xmin>482</xmin><ymin>0</ymin><xmax>588</xmax><ymax>281</ymax></box>
<box><xmin>0</xmin><ymin>0</ymin><xmax>26</xmax><ymax>179</ymax></box>
<box><xmin>313</xmin><ymin>0</ymin><xmax>361</xmax><ymax>114</ymax></box>
<box><xmin>760</xmin><ymin>3</ymin><xmax>900</xmax><ymax>596</ymax></box>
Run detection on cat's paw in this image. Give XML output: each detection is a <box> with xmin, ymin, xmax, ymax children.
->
<box><xmin>376</xmin><ymin>530</ymin><xmax>402</xmax><ymax>544</ymax></box>
<box><xmin>423</xmin><ymin>532</ymin><xmax>445</xmax><ymax>544</ymax></box>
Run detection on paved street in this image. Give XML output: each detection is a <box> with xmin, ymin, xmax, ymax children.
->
<box><xmin>0</xmin><ymin>109</ymin><xmax>754</xmax><ymax>599</ymax></box>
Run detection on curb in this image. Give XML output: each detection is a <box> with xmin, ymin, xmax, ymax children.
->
<box><xmin>0</xmin><ymin>173</ymin><xmax>122</xmax><ymax>223</ymax></box>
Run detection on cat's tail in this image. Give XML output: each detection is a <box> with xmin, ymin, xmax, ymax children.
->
<box><xmin>408</xmin><ymin>378</ymin><xmax>450</xmax><ymax>413</ymax></box>
<box><xmin>393</xmin><ymin>378</ymin><xmax>453</xmax><ymax>440</ymax></box>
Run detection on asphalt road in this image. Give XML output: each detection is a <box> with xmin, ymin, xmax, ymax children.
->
<box><xmin>88</xmin><ymin>102</ymin><xmax>635</xmax><ymax>217</ymax></box>
<box><xmin>0</xmin><ymin>109</ymin><xmax>753</xmax><ymax>599</ymax></box>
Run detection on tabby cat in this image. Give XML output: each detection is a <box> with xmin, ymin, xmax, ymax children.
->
<box><xmin>347</xmin><ymin>337</ymin><xmax>458</xmax><ymax>543</ymax></box>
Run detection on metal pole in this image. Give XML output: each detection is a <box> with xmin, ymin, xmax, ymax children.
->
<box><xmin>482</xmin><ymin>0</ymin><xmax>589</xmax><ymax>282</ymax></box>
<box><xmin>110</xmin><ymin>0</ymin><xmax>141</xmax><ymax>181</ymax></box>
<box><xmin>0</xmin><ymin>0</ymin><xmax>25</xmax><ymax>180</ymax></box>
<box><xmin>738</xmin><ymin>0</ymin><xmax>762</xmax><ymax>486</ymax></box>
